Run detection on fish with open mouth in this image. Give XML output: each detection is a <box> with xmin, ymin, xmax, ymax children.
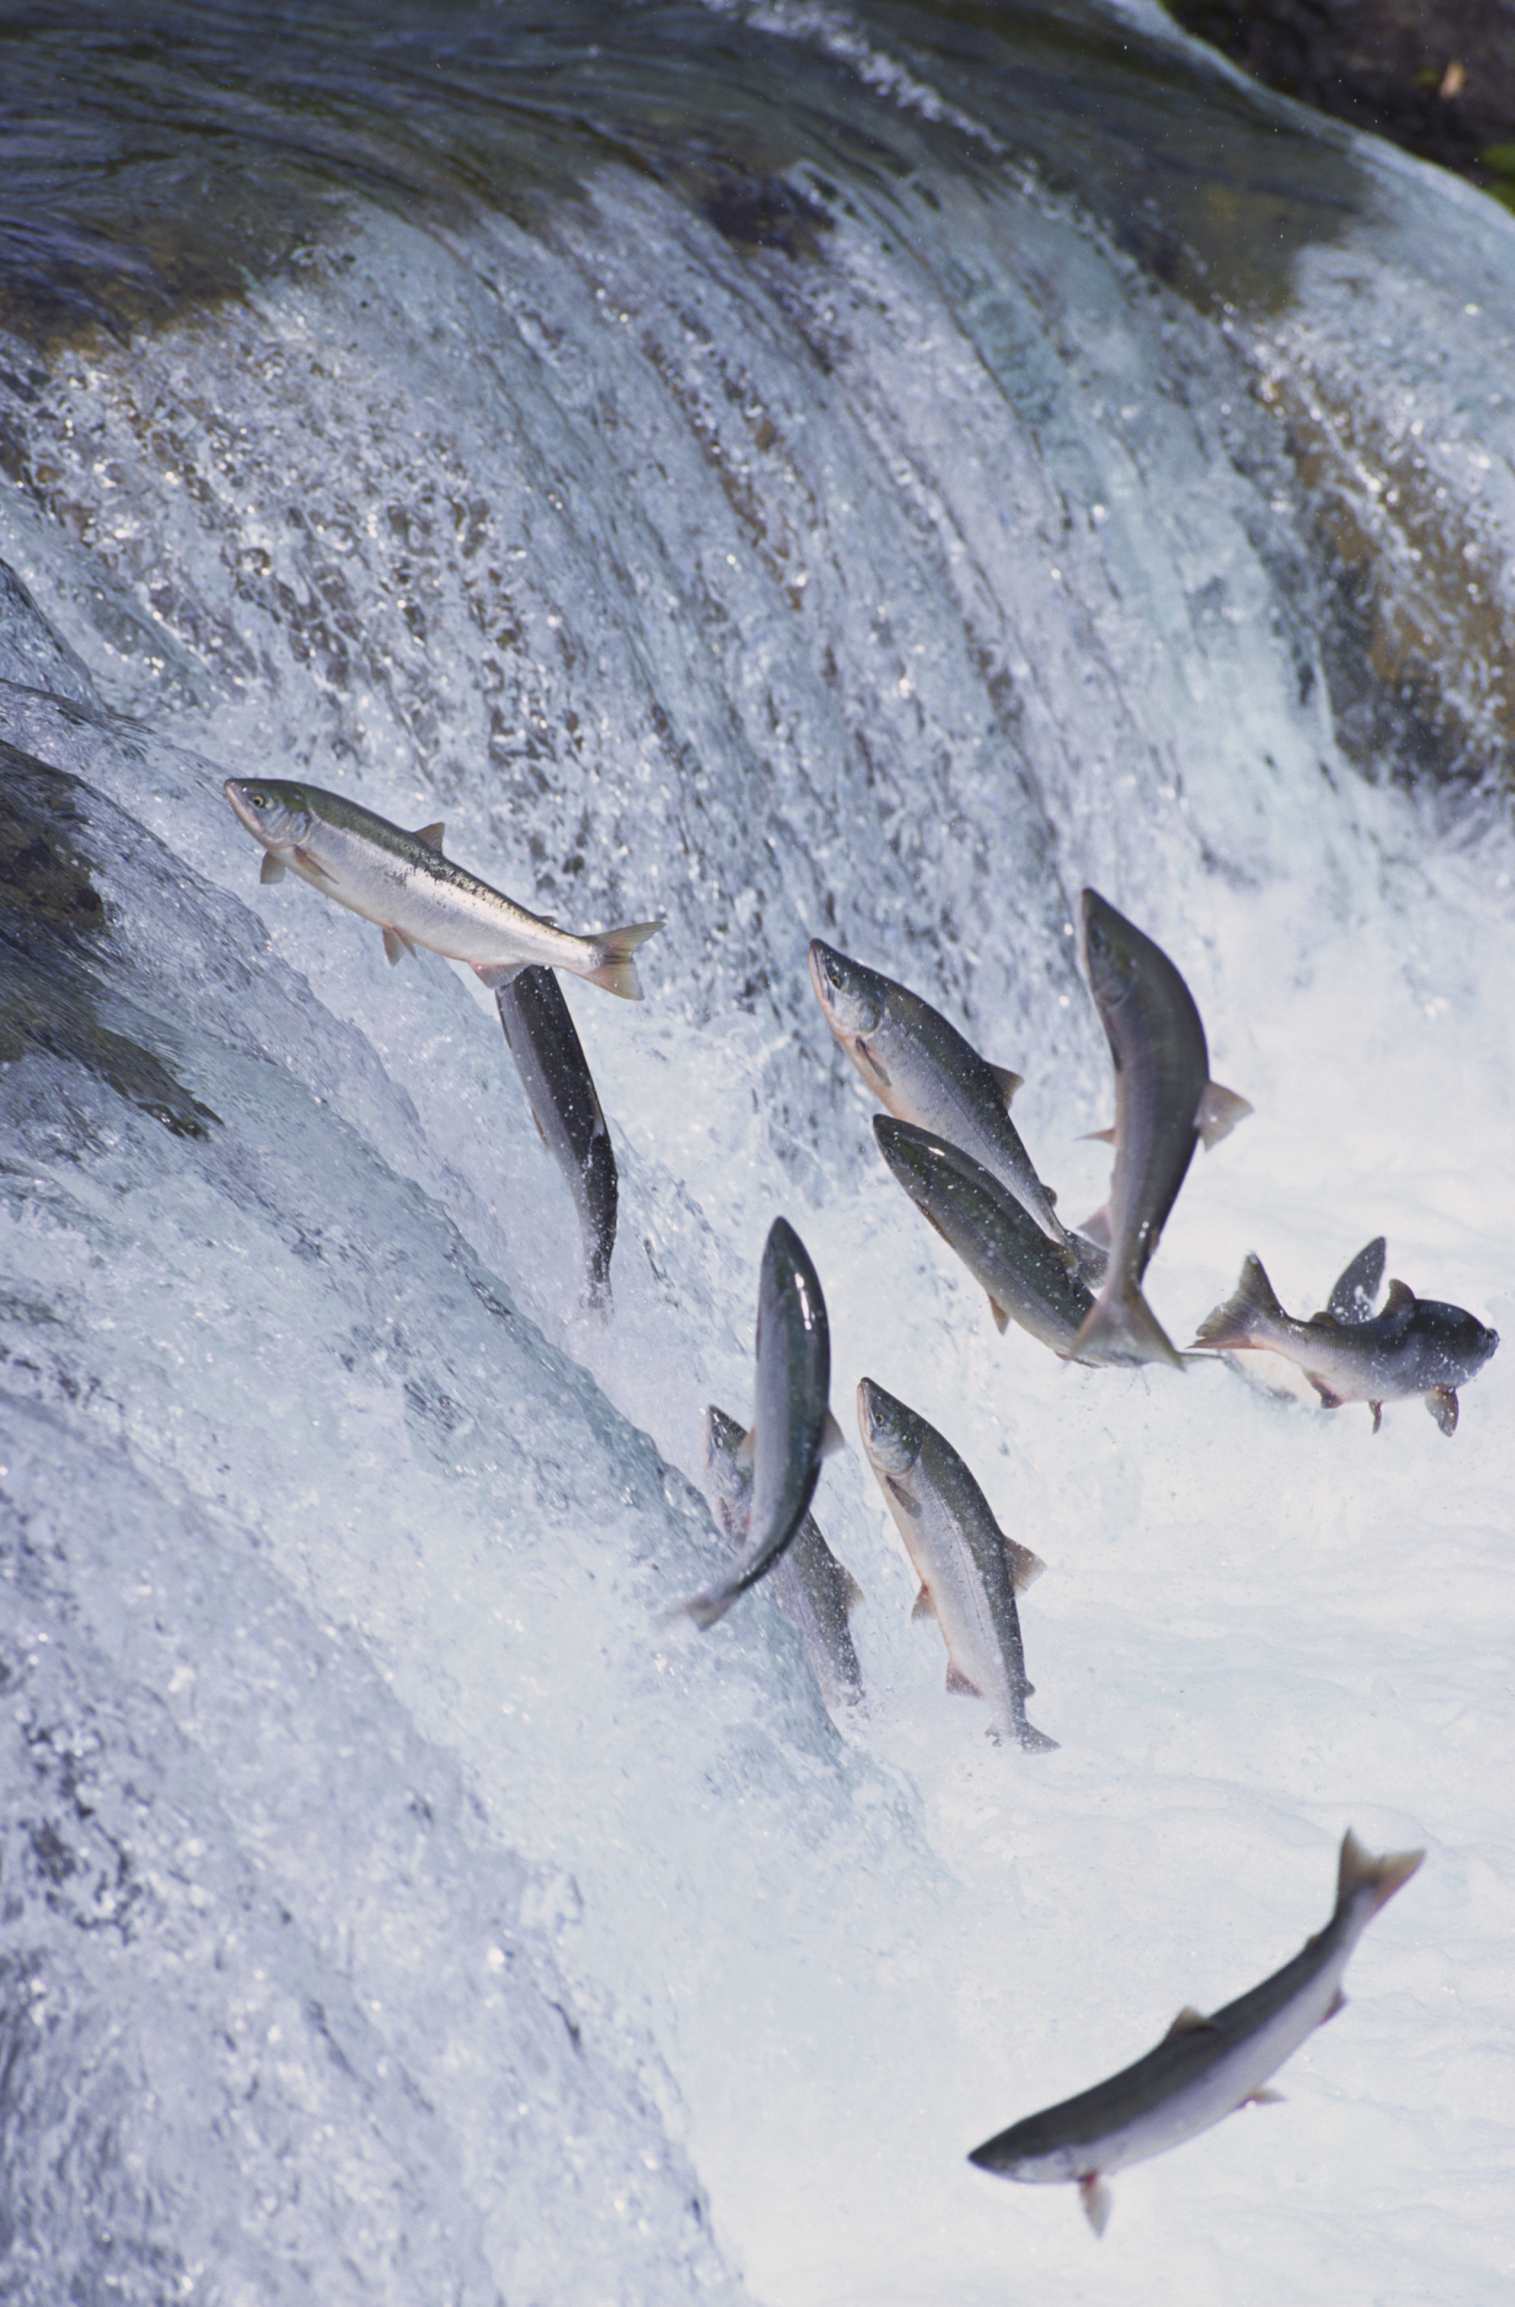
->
<box><xmin>1069</xmin><ymin>890</ymin><xmax>1250</xmax><ymax>1368</ymax></box>
<box><xmin>1192</xmin><ymin>1251</ymin><xmax>1498</xmax><ymax>1433</ymax></box>
<box><xmin>968</xmin><ymin>1828</ymin><xmax>1423</xmax><ymax>2234</ymax></box>
<box><xmin>225</xmin><ymin>777</ymin><xmax>660</xmax><ymax>997</ymax></box>
<box><xmin>856</xmin><ymin>1377</ymin><xmax>1054</xmax><ymax>1752</ymax></box>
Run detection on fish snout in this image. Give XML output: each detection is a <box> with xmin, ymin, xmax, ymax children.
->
<box><xmin>225</xmin><ymin>777</ymin><xmax>305</xmax><ymax>847</ymax></box>
<box><xmin>856</xmin><ymin>1376</ymin><xmax>920</xmax><ymax>1475</ymax></box>
<box><xmin>808</xmin><ymin>939</ymin><xmax>882</xmax><ymax>1034</ymax></box>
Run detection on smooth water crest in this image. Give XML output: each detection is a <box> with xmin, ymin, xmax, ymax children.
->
<box><xmin>0</xmin><ymin>3</ymin><xmax>1511</xmax><ymax>2301</ymax></box>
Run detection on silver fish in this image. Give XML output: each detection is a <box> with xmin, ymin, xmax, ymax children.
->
<box><xmin>856</xmin><ymin>1377</ymin><xmax>1055</xmax><ymax>1752</ymax></box>
<box><xmin>225</xmin><ymin>777</ymin><xmax>660</xmax><ymax>997</ymax></box>
<box><xmin>969</xmin><ymin>1828</ymin><xmax>1423</xmax><ymax>2235</ymax></box>
<box><xmin>678</xmin><ymin>1220</ymin><xmax>836</xmax><ymax>1630</ymax></box>
<box><xmin>873</xmin><ymin>1118</ymin><xmax>1095</xmax><ymax>1357</ymax></box>
<box><xmin>1192</xmin><ymin>1251</ymin><xmax>1498</xmax><ymax>1434</ymax></box>
<box><xmin>807</xmin><ymin>940</ymin><xmax>1076</xmax><ymax>1250</ymax></box>
<box><xmin>703</xmin><ymin>1404</ymin><xmax>864</xmax><ymax>1709</ymax></box>
<box><xmin>1070</xmin><ymin>890</ymin><xmax>1250</xmax><ymax>1368</ymax></box>
<box><xmin>494</xmin><ymin>967</ymin><xmax>617</xmax><ymax>1312</ymax></box>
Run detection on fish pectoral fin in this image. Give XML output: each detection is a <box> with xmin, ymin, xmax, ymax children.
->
<box><xmin>1369</xmin><ymin>1401</ymin><xmax>1383</xmax><ymax>1433</ymax></box>
<box><xmin>1002</xmin><ymin>1535</ymin><xmax>1046</xmax><ymax>1593</ymax></box>
<box><xmin>911</xmin><ymin>1582</ymin><xmax>937</xmax><ymax>1623</ymax></box>
<box><xmin>382</xmin><ymin>925</ymin><xmax>417</xmax><ymax>966</ymax></box>
<box><xmin>819</xmin><ymin>1407</ymin><xmax>847</xmax><ymax>1458</ymax></box>
<box><xmin>839</xmin><ymin>1566</ymin><xmax>866</xmax><ymax>1614</ymax></box>
<box><xmin>989</xmin><ymin>1063</ymin><xmax>1023</xmax><ymax>1108</ymax></box>
<box><xmin>1079</xmin><ymin>2174</ymin><xmax>1112</xmax><ymax>2238</ymax></box>
<box><xmin>886</xmin><ymin>1475</ymin><xmax>923</xmax><ymax>1519</ymax></box>
<box><xmin>1196</xmin><ymin>1079</ymin><xmax>1253</xmax><ymax>1149</ymax></box>
<box><xmin>474</xmin><ymin>961</ymin><xmax>528</xmax><ymax>991</ymax></box>
<box><xmin>1164</xmin><ymin>2005</ymin><xmax>1217</xmax><ymax>2041</ymax></box>
<box><xmin>986</xmin><ymin>1293</ymin><xmax>1011</xmax><ymax>1335</ymax></box>
<box><xmin>945</xmin><ymin>1659</ymin><xmax>982</xmax><ymax>1698</ymax></box>
<box><xmin>1426</xmin><ymin>1386</ymin><xmax>1459</xmax><ymax>1436</ymax></box>
<box><xmin>412</xmin><ymin>820</ymin><xmax>445</xmax><ymax>850</ymax></box>
<box><xmin>1307</xmin><ymin>1376</ymin><xmax>1345</xmax><ymax>1410</ymax></box>
<box><xmin>293</xmin><ymin>844</ymin><xmax>335</xmax><ymax>882</ymax></box>
<box><xmin>1243</xmin><ymin>2087</ymin><xmax>1285</xmax><ymax>2107</ymax></box>
<box><xmin>1081</xmin><ymin>1125</ymin><xmax>1116</xmax><ymax>1146</ymax></box>
<box><xmin>259</xmin><ymin>850</ymin><xmax>287</xmax><ymax>884</ymax></box>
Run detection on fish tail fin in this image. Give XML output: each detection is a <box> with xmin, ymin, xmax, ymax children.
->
<box><xmin>1336</xmin><ymin>1828</ymin><xmax>1425</xmax><ymax>1919</ymax></box>
<box><xmin>668</xmin><ymin>1582</ymin><xmax>736</xmax><ymax>1633</ymax></box>
<box><xmin>1191</xmin><ymin>1253</ymin><xmax>1281</xmax><ymax>1351</ymax></box>
<box><xmin>1067</xmin><ymin>1286</ymin><xmax>1184</xmax><ymax>1369</ymax></box>
<box><xmin>586</xmin><ymin>920</ymin><xmax>662</xmax><ymax>1000</ymax></box>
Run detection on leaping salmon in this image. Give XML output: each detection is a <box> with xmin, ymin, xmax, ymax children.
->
<box><xmin>968</xmin><ymin>1829</ymin><xmax>1423</xmax><ymax>2234</ymax></box>
<box><xmin>225</xmin><ymin>777</ymin><xmax>660</xmax><ymax>997</ymax></box>
<box><xmin>676</xmin><ymin>1220</ymin><xmax>840</xmax><ymax>1630</ymax></box>
<box><xmin>1068</xmin><ymin>891</ymin><xmax>1250</xmax><ymax>1368</ymax></box>
<box><xmin>1192</xmin><ymin>1251</ymin><xmax>1498</xmax><ymax>1433</ymax></box>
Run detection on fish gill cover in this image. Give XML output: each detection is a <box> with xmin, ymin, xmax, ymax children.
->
<box><xmin>0</xmin><ymin>2</ymin><xmax>1510</xmax><ymax>2302</ymax></box>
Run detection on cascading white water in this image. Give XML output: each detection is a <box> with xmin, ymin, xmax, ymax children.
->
<box><xmin>0</xmin><ymin>4</ymin><xmax>1511</xmax><ymax>2302</ymax></box>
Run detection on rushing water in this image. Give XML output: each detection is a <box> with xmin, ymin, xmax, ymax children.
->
<box><xmin>0</xmin><ymin>4</ymin><xmax>1512</xmax><ymax>2302</ymax></box>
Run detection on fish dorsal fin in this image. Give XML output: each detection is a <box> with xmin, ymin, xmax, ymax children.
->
<box><xmin>819</xmin><ymin>1407</ymin><xmax>847</xmax><ymax>1459</ymax></box>
<box><xmin>260</xmin><ymin>849</ymin><xmax>287</xmax><ymax>884</ymax></box>
<box><xmin>1164</xmin><ymin>2006</ymin><xmax>1215</xmax><ymax>2041</ymax></box>
<box><xmin>731</xmin><ymin>1425</ymin><xmax>756</xmax><ymax>1471</ymax></box>
<box><xmin>911</xmin><ymin>1582</ymin><xmax>937</xmax><ymax>1622</ymax></box>
<box><xmin>986</xmin><ymin>1293</ymin><xmax>1010</xmax><ymax>1335</ymax></box>
<box><xmin>989</xmin><ymin>1063</ymin><xmax>1023</xmax><ymax>1108</ymax></box>
<box><xmin>1196</xmin><ymin>1079</ymin><xmax>1253</xmax><ymax>1150</ymax></box>
<box><xmin>1326</xmin><ymin>1236</ymin><xmax>1386</xmax><ymax>1323</ymax></box>
<box><xmin>1079</xmin><ymin>1203</ymin><xmax>1112</xmax><ymax>1250</ymax></box>
<box><xmin>412</xmin><ymin>821</ymin><xmax>445</xmax><ymax>850</ymax></box>
<box><xmin>945</xmin><ymin>1659</ymin><xmax>982</xmax><ymax>1697</ymax></box>
<box><xmin>1382</xmin><ymin>1279</ymin><xmax>1417</xmax><ymax>1327</ymax></box>
<box><xmin>1001</xmin><ymin>1534</ymin><xmax>1045</xmax><ymax>1593</ymax></box>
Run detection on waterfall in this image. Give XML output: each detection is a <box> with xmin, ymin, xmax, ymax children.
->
<box><xmin>0</xmin><ymin>3</ymin><xmax>1510</xmax><ymax>2300</ymax></box>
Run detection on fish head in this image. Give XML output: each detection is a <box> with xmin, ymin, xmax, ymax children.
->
<box><xmin>856</xmin><ymin>1377</ymin><xmax>923</xmax><ymax>1480</ymax></box>
<box><xmin>1079</xmin><ymin>889</ymin><xmax>1143</xmax><ymax>1013</ymax></box>
<box><xmin>225</xmin><ymin>777</ymin><xmax>316</xmax><ymax>851</ymax></box>
<box><xmin>808</xmin><ymin>940</ymin><xmax>885</xmax><ymax>1037</ymax></box>
<box><xmin>701</xmin><ymin>1405</ymin><xmax>753</xmax><ymax>1543</ymax></box>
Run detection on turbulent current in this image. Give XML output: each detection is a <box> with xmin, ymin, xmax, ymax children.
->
<box><xmin>0</xmin><ymin>4</ymin><xmax>1512</xmax><ymax>2302</ymax></box>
